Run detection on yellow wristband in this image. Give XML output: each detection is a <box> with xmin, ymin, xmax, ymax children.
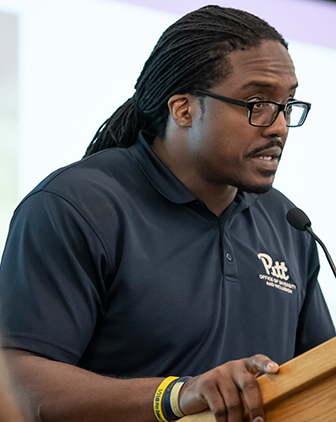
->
<box><xmin>153</xmin><ymin>377</ymin><xmax>179</xmax><ymax>422</ymax></box>
<box><xmin>170</xmin><ymin>378</ymin><xmax>189</xmax><ymax>418</ymax></box>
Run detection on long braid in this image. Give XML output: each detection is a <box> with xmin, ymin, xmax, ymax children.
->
<box><xmin>85</xmin><ymin>98</ymin><xmax>149</xmax><ymax>155</ymax></box>
<box><xmin>84</xmin><ymin>5</ymin><xmax>287</xmax><ymax>157</ymax></box>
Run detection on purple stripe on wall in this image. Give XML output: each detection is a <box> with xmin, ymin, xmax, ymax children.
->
<box><xmin>118</xmin><ymin>0</ymin><xmax>336</xmax><ymax>50</ymax></box>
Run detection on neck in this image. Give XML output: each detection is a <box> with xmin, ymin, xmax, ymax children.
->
<box><xmin>152</xmin><ymin>137</ymin><xmax>237</xmax><ymax>217</ymax></box>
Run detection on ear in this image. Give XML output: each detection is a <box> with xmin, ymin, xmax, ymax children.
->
<box><xmin>167</xmin><ymin>94</ymin><xmax>197</xmax><ymax>128</ymax></box>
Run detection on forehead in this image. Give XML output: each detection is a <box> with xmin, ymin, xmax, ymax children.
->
<box><xmin>219</xmin><ymin>41</ymin><xmax>298</xmax><ymax>95</ymax></box>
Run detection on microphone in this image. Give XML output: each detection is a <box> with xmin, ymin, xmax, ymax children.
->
<box><xmin>286</xmin><ymin>207</ymin><xmax>336</xmax><ymax>278</ymax></box>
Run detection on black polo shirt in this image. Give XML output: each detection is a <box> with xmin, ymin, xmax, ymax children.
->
<box><xmin>0</xmin><ymin>131</ymin><xmax>334</xmax><ymax>377</ymax></box>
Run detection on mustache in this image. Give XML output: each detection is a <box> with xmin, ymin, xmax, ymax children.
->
<box><xmin>246</xmin><ymin>139</ymin><xmax>284</xmax><ymax>158</ymax></box>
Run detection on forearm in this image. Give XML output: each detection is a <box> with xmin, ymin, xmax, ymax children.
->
<box><xmin>5</xmin><ymin>350</ymin><xmax>163</xmax><ymax>422</ymax></box>
<box><xmin>5</xmin><ymin>350</ymin><xmax>280</xmax><ymax>422</ymax></box>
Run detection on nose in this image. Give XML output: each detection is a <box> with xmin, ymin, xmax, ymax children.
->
<box><xmin>262</xmin><ymin>110</ymin><xmax>288</xmax><ymax>139</ymax></box>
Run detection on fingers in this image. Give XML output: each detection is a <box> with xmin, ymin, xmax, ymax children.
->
<box><xmin>240</xmin><ymin>355</ymin><xmax>279</xmax><ymax>422</ymax></box>
<box><xmin>231</xmin><ymin>355</ymin><xmax>278</xmax><ymax>422</ymax></box>
<box><xmin>212</xmin><ymin>378</ymin><xmax>244</xmax><ymax>422</ymax></box>
<box><xmin>179</xmin><ymin>355</ymin><xmax>279</xmax><ymax>422</ymax></box>
<box><xmin>180</xmin><ymin>372</ymin><xmax>244</xmax><ymax>422</ymax></box>
<box><xmin>244</xmin><ymin>354</ymin><xmax>279</xmax><ymax>376</ymax></box>
<box><xmin>233</xmin><ymin>369</ymin><xmax>264</xmax><ymax>422</ymax></box>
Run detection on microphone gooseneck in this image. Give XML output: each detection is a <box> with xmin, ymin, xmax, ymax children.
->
<box><xmin>286</xmin><ymin>207</ymin><xmax>336</xmax><ymax>278</ymax></box>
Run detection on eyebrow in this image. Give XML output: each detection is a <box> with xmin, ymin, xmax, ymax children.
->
<box><xmin>241</xmin><ymin>80</ymin><xmax>299</xmax><ymax>91</ymax></box>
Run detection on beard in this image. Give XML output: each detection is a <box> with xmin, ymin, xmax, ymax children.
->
<box><xmin>228</xmin><ymin>169</ymin><xmax>275</xmax><ymax>194</ymax></box>
<box><xmin>193</xmin><ymin>153</ymin><xmax>278</xmax><ymax>195</ymax></box>
<box><xmin>234</xmin><ymin>182</ymin><xmax>272</xmax><ymax>194</ymax></box>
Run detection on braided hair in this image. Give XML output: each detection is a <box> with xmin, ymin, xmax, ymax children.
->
<box><xmin>84</xmin><ymin>5</ymin><xmax>287</xmax><ymax>156</ymax></box>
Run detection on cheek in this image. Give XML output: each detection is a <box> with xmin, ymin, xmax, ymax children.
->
<box><xmin>191</xmin><ymin>107</ymin><xmax>253</xmax><ymax>162</ymax></box>
<box><xmin>204</xmin><ymin>128</ymin><xmax>249</xmax><ymax>164</ymax></box>
<box><xmin>195</xmin><ymin>137</ymin><xmax>242</xmax><ymax>174</ymax></box>
<box><xmin>208</xmin><ymin>108</ymin><xmax>250</xmax><ymax>142</ymax></box>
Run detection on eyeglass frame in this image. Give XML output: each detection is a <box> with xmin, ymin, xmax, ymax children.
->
<box><xmin>194</xmin><ymin>90</ymin><xmax>311</xmax><ymax>128</ymax></box>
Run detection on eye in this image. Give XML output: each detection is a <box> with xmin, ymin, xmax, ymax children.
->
<box><xmin>251</xmin><ymin>102</ymin><xmax>268</xmax><ymax>114</ymax></box>
<box><xmin>253</xmin><ymin>102</ymin><xmax>266</xmax><ymax>108</ymax></box>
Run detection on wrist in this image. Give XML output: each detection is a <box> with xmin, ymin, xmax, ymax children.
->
<box><xmin>153</xmin><ymin>376</ymin><xmax>192</xmax><ymax>422</ymax></box>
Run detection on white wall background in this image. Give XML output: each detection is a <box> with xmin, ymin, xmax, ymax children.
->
<box><xmin>0</xmin><ymin>0</ymin><xmax>336</xmax><ymax>322</ymax></box>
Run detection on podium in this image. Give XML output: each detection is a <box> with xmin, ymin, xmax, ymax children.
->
<box><xmin>180</xmin><ymin>336</ymin><xmax>336</xmax><ymax>422</ymax></box>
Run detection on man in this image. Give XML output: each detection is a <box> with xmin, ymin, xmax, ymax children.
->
<box><xmin>0</xmin><ymin>5</ymin><xmax>334</xmax><ymax>422</ymax></box>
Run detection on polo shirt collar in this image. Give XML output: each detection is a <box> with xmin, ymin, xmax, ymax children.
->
<box><xmin>128</xmin><ymin>131</ymin><xmax>260</xmax><ymax>209</ymax></box>
<box><xmin>128</xmin><ymin>131</ymin><xmax>196</xmax><ymax>204</ymax></box>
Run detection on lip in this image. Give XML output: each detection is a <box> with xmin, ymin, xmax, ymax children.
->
<box><xmin>248</xmin><ymin>146</ymin><xmax>282</xmax><ymax>171</ymax></box>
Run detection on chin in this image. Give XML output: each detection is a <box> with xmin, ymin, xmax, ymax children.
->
<box><xmin>240</xmin><ymin>184</ymin><xmax>272</xmax><ymax>194</ymax></box>
<box><xmin>233</xmin><ymin>177</ymin><xmax>274</xmax><ymax>194</ymax></box>
<box><xmin>236</xmin><ymin>170</ymin><xmax>275</xmax><ymax>194</ymax></box>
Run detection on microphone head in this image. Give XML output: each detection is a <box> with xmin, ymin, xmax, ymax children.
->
<box><xmin>286</xmin><ymin>207</ymin><xmax>312</xmax><ymax>231</ymax></box>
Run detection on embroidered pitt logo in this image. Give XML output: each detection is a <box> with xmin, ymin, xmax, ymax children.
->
<box><xmin>257</xmin><ymin>253</ymin><xmax>296</xmax><ymax>294</ymax></box>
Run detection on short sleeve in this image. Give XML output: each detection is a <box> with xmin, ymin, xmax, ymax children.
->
<box><xmin>0</xmin><ymin>190</ymin><xmax>109</xmax><ymax>364</ymax></box>
<box><xmin>294</xmin><ymin>236</ymin><xmax>335</xmax><ymax>356</ymax></box>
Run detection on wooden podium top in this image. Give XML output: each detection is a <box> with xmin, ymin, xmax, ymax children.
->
<box><xmin>180</xmin><ymin>336</ymin><xmax>336</xmax><ymax>422</ymax></box>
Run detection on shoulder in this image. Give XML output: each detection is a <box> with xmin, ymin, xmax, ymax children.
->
<box><xmin>244</xmin><ymin>187</ymin><xmax>312</xmax><ymax>249</ymax></box>
<box><xmin>8</xmin><ymin>148</ymin><xmax>145</xmax><ymax>244</ymax></box>
<box><xmin>257</xmin><ymin>187</ymin><xmax>295</xmax><ymax>207</ymax></box>
<box><xmin>18</xmin><ymin>148</ymin><xmax>140</xmax><ymax>208</ymax></box>
<box><xmin>36</xmin><ymin>148</ymin><xmax>134</xmax><ymax>192</ymax></box>
<box><xmin>249</xmin><ymin>187</ymin><xmax>296</xmax><ymax>221</ymax></box>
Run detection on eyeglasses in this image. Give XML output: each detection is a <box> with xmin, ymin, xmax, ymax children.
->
<box><xmin>195</xmin><ymin>90</ymin><xmax>311</xmax><ymax>128</ymax></box>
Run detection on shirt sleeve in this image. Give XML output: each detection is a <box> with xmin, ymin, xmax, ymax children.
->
<box><xmin>294</xmin><ymin>235</ymin><xmax>336</xmax><ymax>356</ymax></box>
<box><xmin>0</xmin><ymin>190</ymin><xmax>110</xmax><ymax>364</ymax></box>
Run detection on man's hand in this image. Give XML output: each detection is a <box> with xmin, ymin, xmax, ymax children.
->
<box><xmin>179</xmin><ymin>354</ymin><xmax>279</xmax><ymax>422</ymax></box>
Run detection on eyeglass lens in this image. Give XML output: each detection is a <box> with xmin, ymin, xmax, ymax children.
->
<box><xmin>251</xmin><ymin>103</ymin><xmax>307</xmax><ymax>127</ymax></box>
